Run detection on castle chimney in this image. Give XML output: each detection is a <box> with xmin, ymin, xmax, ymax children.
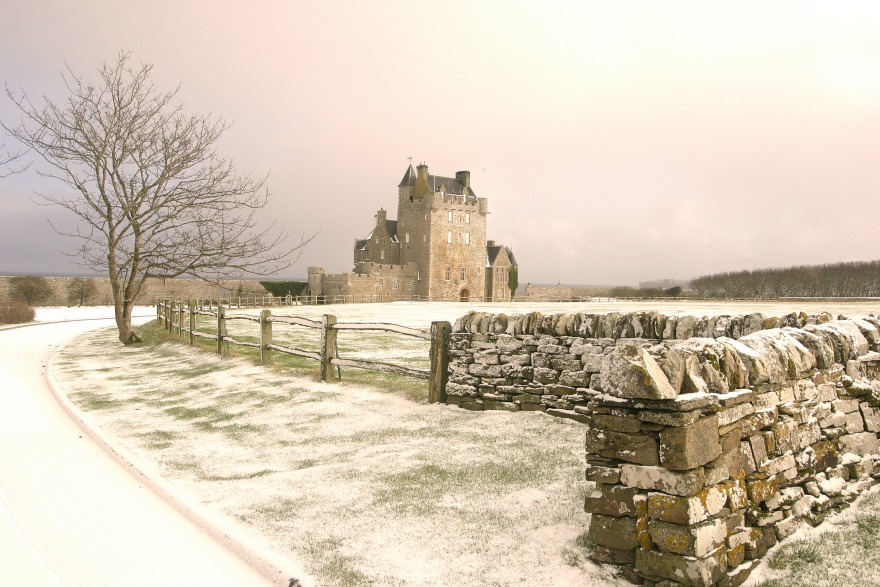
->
<box><xmin>416</xmin><ymin>163</ymin><xmax>429</xmax><ymax>181</ymax></box>
<box><xmin>455</xmin><ymin>170</ymin><xmax>470</xmax><ymax>189</ymax></box>
<box><xmin>377</xmin><ymin>208</ymin><xmax>387</xmax><ymax>224</ymax></box>
<box><xmin>487</xmin><ymin>240</ymin><xmax>495</xmax><ymax>248</ymax></box>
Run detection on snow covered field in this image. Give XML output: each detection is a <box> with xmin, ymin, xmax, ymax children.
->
<box><xmin>43</xmin><ymin>300</ymin><xmax>880</xmax><ymax>586</ymax></box>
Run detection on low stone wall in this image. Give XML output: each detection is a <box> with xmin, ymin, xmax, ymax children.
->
<box><xmin>447</xmin><ymin>309</ymin><xmax>880</xmax><ymax>586</ymax></box>
<box><xmin>445</xmin><ymin>310</ymin><xmax>828</xmax><ymax>418</ymax></box>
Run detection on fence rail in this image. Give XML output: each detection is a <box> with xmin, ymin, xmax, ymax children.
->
<box><xmin>156</xmin><ymin>300</ymin><xmax>449</xmax><ymax>402</ymax></box>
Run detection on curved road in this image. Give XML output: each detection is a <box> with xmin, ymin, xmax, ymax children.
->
<box><xmin>0</xmin><ymin>315</ymin><xmax>283</xmax><ymax>586</ymax></box>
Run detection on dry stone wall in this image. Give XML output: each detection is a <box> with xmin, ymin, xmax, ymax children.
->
<box><xmin>448</xmin><ymin>309</ymin><xmax>880</xmax><ymax>586</ymax></box>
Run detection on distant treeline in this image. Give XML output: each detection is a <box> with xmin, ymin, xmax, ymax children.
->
<box><xmin>690</xmin><ymin>260</ymin><xmax>880</xmax><ymax>298</ymax></box>
<box><xmin>609</xmin><ymin>286</ymin><xmax>683</xmax><ymax>298</ymax></box>
<box><xmin>259</xmin><ymin>280</ymin><xmax>308</xmax><ymax>297</ymax></box>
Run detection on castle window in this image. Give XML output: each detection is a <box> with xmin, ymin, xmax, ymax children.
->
<box><xmin>466</xmin><ymin>213</ymin><xmax>470</xmax><ymax>224</ymax></box>
<box><xmin>417</xmin><ymin>270</ymin><xmax>421</xmax><ymax>281</ymax></box>
<box><xmin>393</xmin><ymin>280</ymin><xmax>399</xmax><ymax>290</ymax></box>
<box><xmin>405</xmin><ymin>233</ymin><xmax>410</xmax><ymax>243</ymax></box>
<box><xmin>445</xmin><ymin>267</ymin><xmax>451</xmax><ymax>281</ymax></box>
<box><xmin>380</xmin><ymin>249</ymin><xmax>385</xmax><ymax>260</ymax></box>
<box><xmin>448</xmin><ymin>211</ymin><xmax>453</xmax><ymax>223</ymax></box>
<box><xmin>460</xmin><ymin>268</ymin><xmax>466</xmax><ymax>281</ymax></box>
<box><xmin>447</xmin><ymin>231</ymin><xmax>452</xmax><ymax>244</ymax></box>
<box><xmin>465</xmin><ymin>232</ymin><xmax>470</xmax><ymax>245</ymax></box>
<box><xmin>423</xmin><ymin>234</ymin><xmax>426</xmax><ymax>243</ymax></box>
<box><xmin>378</xmin><ymin>279</ymin><xmax>384</xmax><ymax>288</ymax></box>
<box><xmin>406</xmin><ymin>280</ymin><xmax>413</xmax><ymax>291</ymax></box>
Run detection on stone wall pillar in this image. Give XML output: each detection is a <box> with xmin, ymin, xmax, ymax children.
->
<box><xmin>584</xmin><ymin>318</ymin><xmax>880</xmax><ymax>587</ymax></box>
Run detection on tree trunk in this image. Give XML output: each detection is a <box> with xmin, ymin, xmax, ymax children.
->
<box><xmin>116</xmin><ymin>299</ymin><xmax>142</xmax><ymax>345</ymax></box>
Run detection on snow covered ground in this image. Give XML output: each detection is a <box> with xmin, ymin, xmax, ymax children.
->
<box><xmin>15</xmin><ymin>300</ymin><xmax>880</xmax><ymax>586</ymax></box>
<box><xmin>0</xmin><ymin>310</ymin><xmax>281</xmax><ymax>586</ymax></box>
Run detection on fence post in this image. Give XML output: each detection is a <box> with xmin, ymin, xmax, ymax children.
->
<box><xmin>320</xmin><ymin>314</ymin><xmax>338</xmax><ymax>382</ymax></box>
<box><xmin>259</xmin><ymin>309</ymin><xmax>272</xmax><ymax>365</ymax></box>
<box><xmin>188</xmin><ymin>299</ymin><xmax>195</xmax><ymax>345</ymax></box>
<box><xmin>177</xmin><ymin>300</ymin><xmax>184</xmax><ymax>337</ymax></box>
<box><xmin>166</xmin><ymin>300</ymin><xmax>173</xmax><ymax>333</ymax></box>
<box><xmin>217</xmin><ymin>305</ymin><xmax>227</xmax><ymax>354</ymax></box>
<box><xmin>428</xmin><ymin>321</ymin><xmax>450</xmax><ymax>403</ymax></box>
<box><xmin>156</xmin><ymin>301</ymin><xmax>161</xmax><ymax>325</ymax></box>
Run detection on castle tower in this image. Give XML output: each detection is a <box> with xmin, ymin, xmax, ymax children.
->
<box><xmin>396</xmin><ymin>163</ymin><xmax>488</xmax><ymax>300</ymax></box>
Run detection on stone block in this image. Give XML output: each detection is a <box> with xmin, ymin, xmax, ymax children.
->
<box><xmin>660</xmin><ymin>415</ymin><xmax>722</xmax><ymax>471</ymax></box>
<box><xmin>747</xmin><ymin>475</ymin><xmax>779</xmax><ymax>504</ymax></box>
<box><xmin>499</xmin><ymin>354</ymin><xmax>530</xmax><ymax>366</ymax></box>
<box><xmin>722</xmin><ymin>476</ymin><xmax>749</xmax><ymax>510</ymax></box>
<box><xmin>760</xmin><ymin>453</ymin><xmax>796</xmax><ymax>476</ymax></box>
<box><xmin>648</xmin><ymin>484</ymin><xmax>728</xmax><ymax>525</ymax></box>
<box><xmin>460</xmin><ymin>399</ymin><xmax>485</xmax><ymax>411</ymax></box>
<box><xmin>468</xmin><ymin>363</ymin><xmax>503</xmax><ymax>378</ymax></box>
<box><xmin>551</xmin><ymin>357</ymin><xmax>582</xmax><ymax>371</ymax></box>
<box><xmin>532</xmin><ymin>367</ymin><xmax>560</xmax><ymax>384</ymax></box>
<box><xmin>812</xmin><ymin>439</ymin><xmax>839</xmax><ymax>470</ymax></box>
<box><xmin>638</xmin><ymin>409</ymin><xmax>701</xmax><ymax>427</ymax></box>
<box><xmin>537</xmin><ymin>344</ymin><xmax>567</xmax><ymax>354</ymax></box>
<box><xmin>841</xmin><ymin>410</ymin><xmax>865</xmax><ymax>434</ymax></box>
<box><xmin>620</xmin><ymin>464</ymin><xmax>705</xmax><ymax>496</ymax></box>
<box><xmin>483</xmin><ymin>400</ymin><xmax>518</xmax><ymax>412</ymax></box>
<box><xmin>748</xmin><ymin>434</ymin><xmax>768</xmax><ymax>468</ymax></box>
<box><xmin>495</xmin><ymin>335</ymin><xmax>523</xmax><ymax>353</ymax></box>
<box><xmin>588</xmin><ymin>513</ymin><xmax>640</xmax><ymax>550</ymax></box>
<box><xmin>582</xmin><ymin>354</ymin><xmax>604</xmax><ymax>372</ymax></box>
<box><xmin>862</xmin><ymin>404</ymin><xmax>880</xmax><ymax>432</ymax></box>
<box><xmin>589</xmin><ymin>413</ymin><xmax>642</xmax><ymax>433</ymax></box>
<box><xmin>584</xmin><ymin>484</ymin><xmax>641</xmax><ymax>517</ymax></box>
<box><xmin>601</xmin><ymin>346</ymin><xmax>678</xmax><ymax>400</ymax></box>
<box><xmin>586</xmin><ymin>428</ymin><xmax>660</xmax><ymax>466</ymax></box>
<box><xmin>514</xmin><ymin>393</ymin><xmax>542</xmax><ymax>405</ymax></box>
<box><xmin>531</xmin><ymin>353</ymin><xmax>551</xmax><ymax>368</ymax></box>
<box><xmin>839</xmin><ymin>432</ymin><xmax>880</xmax><ymax>456</ymax></box>
<box><xmin>771</xmin><ymin>421</ymin><xmax>799</xmax><ymax>455</ymax></box>
<box><xmin>585</xmin><ymin>464</ymin><xmax>621</xmax><ymax>484</ymax></box>
<box><xmin>739</xmin><ymin>441</ymin><xmax>757</xmax><ymax>476</ymax></box>
<box><xmin>559</xmin><ymin>369</ymin><xmax>590</xmax><ymax>387</ymax></box>
<box><xmin>589</xmin><ymin>545</ymin><xmax>636</xmax><ymax>565</ymax></box>
<box><xmin>635</xmin><ymin>547</ymin><xmax>727</xmax><ymax>587</ymax></box>
<box><xmin>717</xmin><ymin>403</ymin><xmax>756</xmax><ymax>427</ymax></box>
<box><xmin>473</xmin><ymin>350</ymin><xmax>500</xmax><ymax>365</ymax></box>
<box><xmin>649</xmin><ymin>517</ymin><xmax>727</xmax><ymax>557</ymax></box>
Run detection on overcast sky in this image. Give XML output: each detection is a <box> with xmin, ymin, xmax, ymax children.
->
<box><xmin>1</xmin><ymin>1</ymin><xmax>878</xmax><ymax>285</ymax></box>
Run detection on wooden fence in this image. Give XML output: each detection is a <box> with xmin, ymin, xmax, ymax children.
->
<box><xmin>156</xmin><ymin>300</ymin><xmax>449</xmax><ymax>403</ymax></box>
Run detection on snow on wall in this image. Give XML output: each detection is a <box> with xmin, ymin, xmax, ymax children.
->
<box><xmin>447</xmin><ymin>309</ymin><xmax>880</xmax><ymax>586</ymax></box>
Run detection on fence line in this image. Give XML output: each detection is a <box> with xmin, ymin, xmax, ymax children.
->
<box><xmin>156</xmin><ymin>300</ymin><xmax>450</xmax><ymax>402</ymax></box>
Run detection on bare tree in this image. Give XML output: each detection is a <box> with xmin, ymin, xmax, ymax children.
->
<box><xmin>9</xmin><ymin>275</ymin><xmax>53</xmax><ymax>305</ymax></box>
<box><xmin>67</xmin><ymin>277</ymin><xmax>98</xmax><ymax>306</ymax></box>
<box><xmin>4</xmin><ymin>53</ymin><xmax>309</xmax><ymax>344</ymax></box>
<box><xmin>0</xmin><ymin>141</ymin><xmax>28</xmax><ymax>177</ymax></box>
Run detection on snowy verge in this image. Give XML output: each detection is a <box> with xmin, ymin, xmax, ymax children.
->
<box><xmin>45</xmin><ymin>324</ymin><xmax>311</xmax><ymax>587</ymax></box>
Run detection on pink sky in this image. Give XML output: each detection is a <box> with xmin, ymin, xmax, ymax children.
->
<box><xmin>1</xmin><ymin>1</ymin><xmax>879</xmax><ymax>285</ymax></box>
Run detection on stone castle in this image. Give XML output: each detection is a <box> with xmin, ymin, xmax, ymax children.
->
<box><xmin>308</xmin><ymin>163</ymin><xmax>517</xmax><ymax>301</ymax></box>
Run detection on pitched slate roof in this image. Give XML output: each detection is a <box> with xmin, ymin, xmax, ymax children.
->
<box><xmin>487</xmin><ymin>244</ymin><xmax>517</xmax><ymax>267</ymax></box>
<box><xmin>428</xmin><ymin>175</ymin><xmax>476</xmax><ymax>197</ymax></box>
<box><xmin>398</xmin><ymin>164</ymin><xmax>417</xmax><ymax>186</ymax></box>
<box><xmin>398</xmin><ymin>164</ymin><xmax>477</xmax><ymax>197</ymax></box>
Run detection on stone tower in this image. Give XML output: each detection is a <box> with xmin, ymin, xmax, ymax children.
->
<box><xmin>396</xmin><ymin>163</ymin><xmax>489</xmax><ymax>300</ymax></box>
